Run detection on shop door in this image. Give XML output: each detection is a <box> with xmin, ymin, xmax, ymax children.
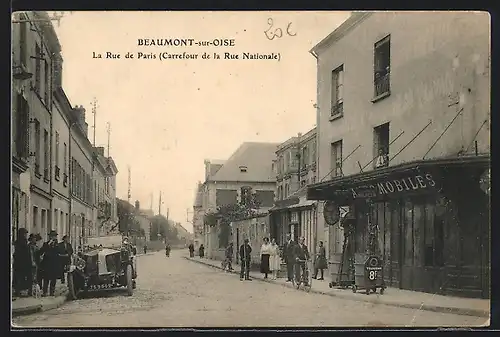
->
<box><xmin>400</xmin><ymin>199</ymin><xmax>414</xmax><ymax>290</ymax></box>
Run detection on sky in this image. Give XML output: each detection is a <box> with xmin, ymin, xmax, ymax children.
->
<box><xmin>52</xmin><ymin>11</ymin><xmax>351</xmax><ymax>232</ymax></box>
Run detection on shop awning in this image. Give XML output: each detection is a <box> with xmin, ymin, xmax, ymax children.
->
<box><xmin>307</xmin><ymin>154</ymin><xmax>490</xmax><ymax>201</ymax></box>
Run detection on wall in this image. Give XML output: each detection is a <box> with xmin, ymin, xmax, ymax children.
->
<box><xmin>51</xmin><ymin>96</ymin><xmax>71</xmax><ymax>239</ymax></box>
<box><xmin>315</xmin><ymin>12</ymin><xmax>490</xmax><ymax>249</ymax></box>
<box><xmin>231</xmin><ymin>214</ymin><xmax>271</xmax><ymax>265</ymax></box>
<box><xmin>70</xmin><ymin>125</ymin><xmax>94</xmax><ymax>247</ymax></box>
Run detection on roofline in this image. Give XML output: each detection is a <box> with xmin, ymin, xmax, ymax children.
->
<box><xmin>309</xmin><ymin>12</ymin><xmax>373</xmax><ymax>56</ymax></box>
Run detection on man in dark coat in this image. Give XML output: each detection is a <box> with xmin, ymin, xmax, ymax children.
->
<box><xmin>58</xmin><ymin>235</ymin><xmax>73</xmax><ymax>284</ymax></box>
<box><xmin>294</xmin><ymin>237</ymin><xmax>310</xmax><ymax>285</ymax></box>
<box><xmin>283</xmin><ymin>234</ymin><xmax>296</xmax><ymax>282</ymax></box>
<box><xmin>40</xmin><ymin>230</ymin><xmax>60</xmax><ymax>296</ymax></box>
<box><xmin>188</xmin><ymin>243</ymin><xmax>195</xmax><ymax>258</ymax></box>
<box><xmin>239</xmin><ymin>239</ymin><xmax>252</xmax><ymax>281</ymax></box>
<box><xmin>13</xmin><ymin>228</ymin><xmax>32</xmax><ymax>297</ymax></box>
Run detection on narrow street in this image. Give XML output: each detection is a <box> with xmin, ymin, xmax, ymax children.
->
<box><xmin>13</xmin><ymin>250</ymin><xmax>484</xmax><ymax>328</ymax></box>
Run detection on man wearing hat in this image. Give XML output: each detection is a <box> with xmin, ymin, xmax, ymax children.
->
<box><xmin>39</xmin><ymin>230</ymin><xmax>60</xmax><ymax>296</ymax></box>
<box><xmin>239</xmin><ymin>238</ymin><xmax>252</xmax><ymax>281</ymax></box>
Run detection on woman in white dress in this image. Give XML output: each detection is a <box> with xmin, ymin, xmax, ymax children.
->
<box><xmin>269</xmin><ymin>238</ymin><xmax>280</xmax><ymax>280</ymax></box>
<box><xmin>260</xmin><ymin>238</ymin><xmax>271</xmax><ymax>279</ymax></box>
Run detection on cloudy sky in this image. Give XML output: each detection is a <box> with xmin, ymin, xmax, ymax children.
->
<box><xmin>53</xmin><ymin>11</ymin><xmax>350</xmax><ymax>232</ymax></box>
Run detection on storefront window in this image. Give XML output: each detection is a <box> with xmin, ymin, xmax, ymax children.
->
<box><xmin>423</xmin><ymin>202</ymin><xmax>444</xmax><ymax>267</ymax></box>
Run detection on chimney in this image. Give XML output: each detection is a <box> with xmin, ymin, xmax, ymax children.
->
<box><xmin>73</xmin><ymin>105</ymin><xmax>88</xmax><ymax>137</ymax></box>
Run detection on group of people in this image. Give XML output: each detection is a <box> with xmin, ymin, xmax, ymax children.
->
<box><xmin>188</xmin><ymin>243</ymin><xmax>204</xmax><ymax>258</ymax></box>
<box><xmin>12</xmin><ymin>228</ymin><xmax>74</xmax><ymax>298</ymax></box>
<box><xmin>234</xmin><ymin>234</ymin><xmax>328</xmax><ymax>284</ymax></box>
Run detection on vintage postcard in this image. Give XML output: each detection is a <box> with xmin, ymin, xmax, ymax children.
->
<box><xmin>11</xmin><ymin>10</ymin><xmax>490</xmax><ymax>328</ymax></box>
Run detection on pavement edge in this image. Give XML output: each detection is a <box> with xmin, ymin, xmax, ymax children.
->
<box><xmin>183</xmin><ymin>256</ymin><xmax>489</xmax><ymax>319</ymax></box>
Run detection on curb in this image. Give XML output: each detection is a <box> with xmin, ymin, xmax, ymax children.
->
<box><xmin>12</xmin><ymin>289</ymin><xmax>69</xmax><ymax>317</ymax></box>
<box><xmin>184</xmin><ymin>256</ymin><xmax>489</xmax><ymax>318</ymax></box>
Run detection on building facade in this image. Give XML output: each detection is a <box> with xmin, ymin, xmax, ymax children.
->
<box><xmin>269</xmin><ymin>128</ymin><xmax>318</xmax><ymax>253</ymax></box>
<box><xmin>192</xmin><ymin>182</ymin><xmax>204</xmax><ymax>250</ymax></box>
<box><xmin>52</xmin><ymin>88</ymin><xmax>72</xmax><ymax>240</ymax></box>
<box><xmin>200</xmin><ymin>143</ymin><xmax>278</xmax><ymax>260</ymax></box>
<box><xmin>307</xmin><ymin>12</ymin><xmax>490</xmax><ymax>298</ymax></box>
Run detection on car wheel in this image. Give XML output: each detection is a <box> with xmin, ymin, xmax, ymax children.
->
<box><xmin>67</xmin><ymin>273</ymin><xmax>77</xmax><ymax>300</ymax></box>
<box><xmin>126</xmin><ymin>265</ymin><xmax>133</xmax><ymax>296</ymax></box>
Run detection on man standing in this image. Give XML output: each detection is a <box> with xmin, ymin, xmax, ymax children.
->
<box><xmin>295</xmin><ymin>237</ymin><xmax>310</xmax><ymax>285</ymax></box>
<box><xmin>40</xmin><ymin>230</ymin><xmax>60</xmax><ymax>296</ymax></box>
<box><xmin>239</xmin><ymin>239</ymin><xmax>252</xmax><ymax>281</ymax></box>
<box><xmin>283</xmin><ymin>234</ymin><xmax>296</xmax><ymax>282</ymax></box>
<box><xmin>58</xmin><ymin>235</ymin><xmax>73</xmax><ymax>284</ymax></box>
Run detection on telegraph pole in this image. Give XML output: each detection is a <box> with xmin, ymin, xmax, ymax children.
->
<box><xmin>127</xmin><ymin>166</ymin><xmax>131</xmax><ymax>237</ymax></box>
<box><xmin>106</xmin><ymin>122</ymin><xmax>111</xmax><ymax>157</ymax></box>
<box><xmin>91</xmin><ymin>98</ymin><xmax>98</xmax><ymax>147</ymax></box>
<box><xmin>158</xmin><ymin>191</ymin><xmax>162</xmax><ymax>216</ymax></box>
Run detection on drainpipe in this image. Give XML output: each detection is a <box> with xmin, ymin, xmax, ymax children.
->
<box><xmin>68</xmin><ymin>120</ymin><xmax>77</xmax><ymax>249</ymax></box>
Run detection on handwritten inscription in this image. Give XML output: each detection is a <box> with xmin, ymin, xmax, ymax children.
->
<box><xmin>264</xmin><ymin>18</ymin><xmax>297</xmax><ymax>41</ymax></box>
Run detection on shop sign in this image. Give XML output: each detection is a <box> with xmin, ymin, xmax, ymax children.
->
<box><xmin>323</xmin><ymin>201</ymin><xmax>340</xmax><ymax>225</ymax></box>
<box><xmin>351</xmin><ymin>172</ymin><xmax>437</xmax><ymax>199</ymax></box>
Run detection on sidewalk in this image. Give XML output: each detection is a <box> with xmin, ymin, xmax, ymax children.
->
<box><xmin>184</xmin><ymin>256</ymin><xmax>490</xmax><ymax>318</ymax></box>
<box><xmin>12</xmin><ymin>283</ymin><xmax>69</xmax><ymax>317</ymax></box>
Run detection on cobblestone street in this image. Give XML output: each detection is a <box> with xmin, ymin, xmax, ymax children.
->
<box><xmin>13</xmin><ymin>250</ymin><xmax>486</xmax><ymax>328</ymax></box>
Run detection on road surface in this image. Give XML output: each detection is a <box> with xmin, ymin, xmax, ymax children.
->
<box><xmin>13</xmin><ymin>250</ymin><xmax>485</xmax><ymax>328</ymax></box>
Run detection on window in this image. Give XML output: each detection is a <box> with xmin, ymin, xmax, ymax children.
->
<box><xmin>301</xmin><ymin>145</ymin><xmax>309</xmax><ymax>168</ymax></box>
<box><xmin>34</xmin><ymin>44</ymin><xmax>41</xmax><ymax>95</ymax></box>
<box><xmin>284</xmin><ymin>183</ymin><xmax>289</xmax><ymax>198</ymax></box>
<box><xmin>19</xmin><ymin>14</ymin><xmax>27</xmax><ymax>66</ymax></box>
<box><xmin>331</xmin><ymin>65</ymin><xmax>344</xmax><ymax>117</ymax></box>
<box><xmin>424</xmin><ymin>202</ymin><xmax>444</xmax><ymax>267</ymax></box>
<box><xmin>374</xmin><ymin>122</ymin><xmax>390</xmax><ymax>169</ymax></box>
<box><xmin>44</xmin><ymin>59</ymin><xmax>50</xmax><ymax>104</ymax></box>
<box><xmin>240</xmin><ymin>186</ymin><xmax>253</xmax><ymax>206</ymax></box>
<box><xmin>374</xmin><ymin>35</ymin><xmax>391</xmax><ymax>98</ymax></box>
<box><xmin>311</xmin><ymin>176</ymin><xmax>316</xmax><ymax>184</ymax></box>
<box><xmin>43</xmin><ymin>129</ymin><xmax>49</xmax><ymax>179</ymax></box>
<box><xmin>311</xmin><ymin>140</ymin><xmax>317</xmax><ymax>164</ymax></box>
<box><xmin>215</xmin><ymin>189</ymin><xmax>238</xmax><ymax>206</ymax></box>
<box><xmin>15</xmin><ymin>94</ymin><xmax>29</xmax><ymax>158</ymax></box>
<box><xmin>33</xmin><ymin>206</ymin><xmax>39</xmax><ymax>231</ymax></box>
<box><xmin>34</xmin><ymin>120</ymin><xmax>41</xmax><ymax>174</ymax></box>
<box><xmin>330</xmin><ymin>140</ymin><xmax>343</xmax><ymax>178</ymax></box>
<box><xmin>254</xmin><ymin>190</ymin><xmax>275</xmax><ymax>207</ymax></box>
<box><xmin>63</xmin><ymin>143</ymin><xmax>67</xmax><ymax>174</ymax></box>
<box><xmin>55</xmin><ymin>132</ymin><xmax>60</xmax><ymax>179</ymax></box>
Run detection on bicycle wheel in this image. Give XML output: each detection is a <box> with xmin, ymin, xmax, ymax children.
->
<box><xmin>292</xmin><ymin>265</ymin><xmax>299</xmax><ymax>289</ymax></box>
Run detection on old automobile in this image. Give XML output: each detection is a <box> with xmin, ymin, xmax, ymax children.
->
<box><xmin>67</xmin><ymin>236</ymin><xmax>138</xmax><ymax>300</ymax></box>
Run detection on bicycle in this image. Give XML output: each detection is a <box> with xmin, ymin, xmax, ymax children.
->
<box><xmin>221</xmin><ymin>257</ymin><xmax>233</xmax><ymax>272</ymax></box>
<box><xmin>292</xmin><ymin>259</ymin><xmax>312</xmax><ymax>292</ymax></box>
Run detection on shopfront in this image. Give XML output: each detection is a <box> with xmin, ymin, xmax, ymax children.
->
<box><xmin>307</xmin><ymin>155</ymin><xmax>490</xmax><ymax>299</ymax></box>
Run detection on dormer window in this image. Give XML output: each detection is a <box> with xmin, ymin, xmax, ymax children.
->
<box><xmin>239</xmin><ymin>165</ymin><xmax>248</xmax><ymax>173</ymax></box>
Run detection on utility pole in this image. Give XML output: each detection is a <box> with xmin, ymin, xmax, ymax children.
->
<box><xmin>150</xmin><ymin>193</ymin><xmax>153</xmax><ymax>211</ymax></box>
<box><xmin>158</xmin><ymin>191</ymin><xmax>162</xmax><ymax>216</ymax></box>
<box><xmin>106</xmin><ymin>122</ymin><xmax>111</xmax><ymax>157</ymax></box>
<box><xmin>91</xmin><ymin>97</ymin><xmax>98</xmax><ymax>147</ymax></box>
<box><xmin>127</xmin><ymin>166</ymin><xmax>131</xmax><ymax>237</ymax></box>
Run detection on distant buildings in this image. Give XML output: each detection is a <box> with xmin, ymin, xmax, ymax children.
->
<box><xmin>199</xmin><ymin>142</ymin><xmax>279</xmax><ymax>259</ymax></box>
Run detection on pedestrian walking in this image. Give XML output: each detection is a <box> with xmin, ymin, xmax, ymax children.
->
<box><xmin>58</xmin><ymin>235</ymin><xmax>73</xmax><ymax>284</ymax></box>
<box><xmin>239</xmin><ymin>239</ymin><xmax>252</xmax><ymax>281</ymax></box>
<box><xmin>39</xmin><ymin>230</ymin><xmax>60</xmax><ymax>297</ymax></box>
<box><xmin>260</xmin><ymin>237</ymin><xmax>271</xmax><ymax>279</ymax></box>
<box><xmin>283</xmin><ymin>234</ymin><xmax>296</xmax><ymax>282</ymax></box>
<box><xmin>224</xmin><ymin>243</ymin><xmax>234</xmax><ymax>271</ymax></box>
<box><xmin>165</xmin><ymin>243</ymin><xmax>171</xmax><ymax>257</ymax></box>
<box><xmin>313</xmin><ymin>241</ymin><xmax>327</xmax><ymax>280</ymax></box>
<box><xmin>188</xmin><ymin>243</ymin><xmax>195</xmax><ymax>258</ymax></box>
<box><xmin>269</xmin><ymin>238</ymin><xmax>280</xmax><ymax>280</ymax></box>
<box><xmin>143</xmin><ymin>244</ymin><xmax>147</xmax><ymax>254</ymax></box>
<box><xmin>13</xmin><ymin>228</ymin><xmax>32</xmax><ymax>297</ymax></box>
<box><xmin>198</xmin><ymin>244</ymin><xmax>205</xmax><ymax>258</ymax></box>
